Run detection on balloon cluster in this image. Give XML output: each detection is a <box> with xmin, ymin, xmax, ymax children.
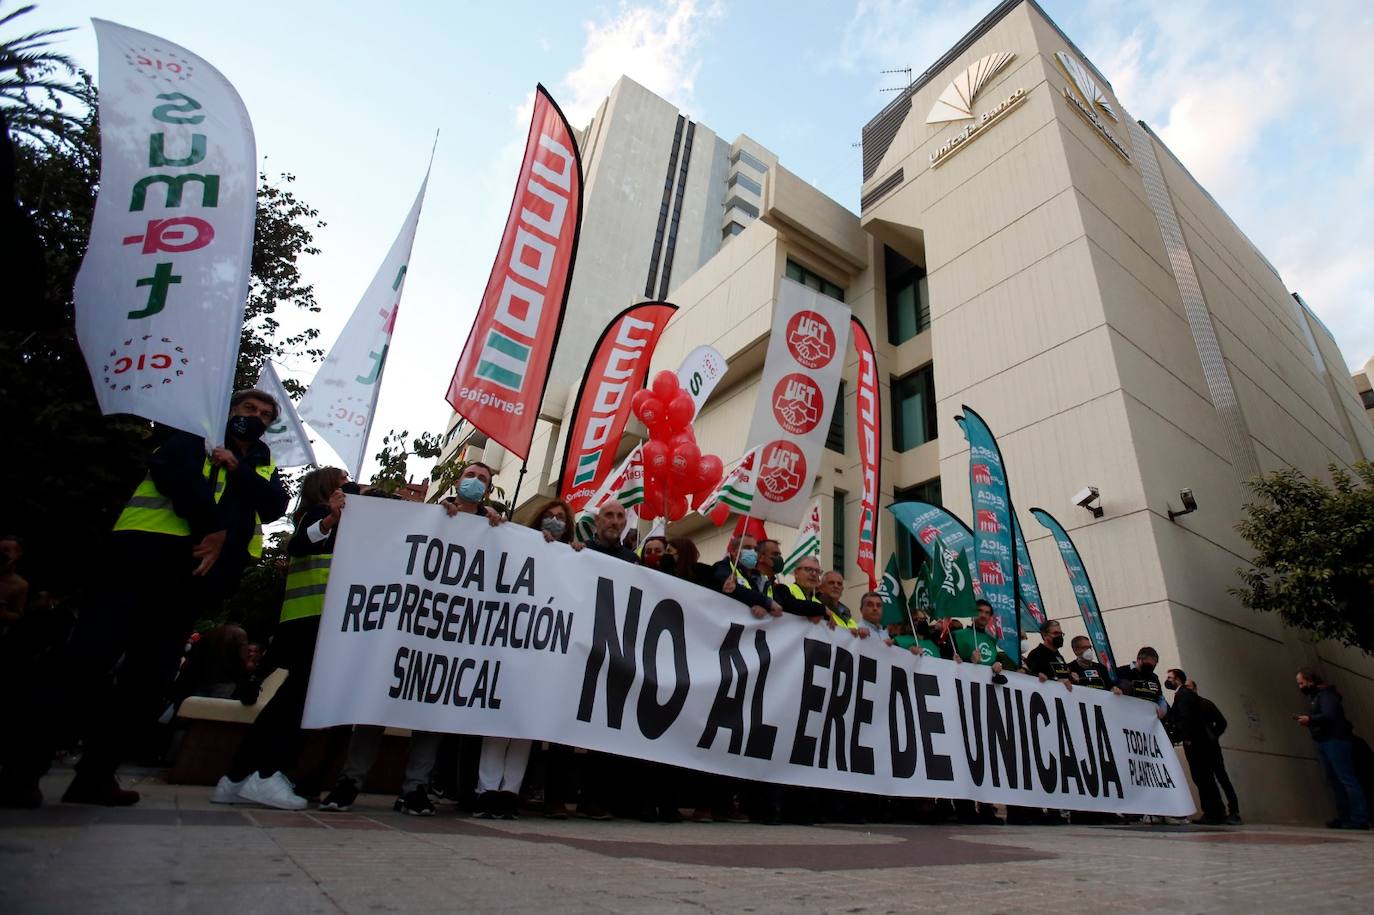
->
<box><xmin>631</xmin><ymin>370</ymin><xmax>725</xmax><ymax>522</ymax></box>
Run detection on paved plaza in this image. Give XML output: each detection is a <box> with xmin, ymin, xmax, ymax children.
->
<box><xmin>2</xmin><ymin>768</ymin><xmax>1371</xmax><ymax>914</ymax></box>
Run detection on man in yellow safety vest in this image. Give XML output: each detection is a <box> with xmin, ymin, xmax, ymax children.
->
<box><xmin>19</xmin><ymin>389</ymin><xmax>288</xmax><ymax>808</ymax></box>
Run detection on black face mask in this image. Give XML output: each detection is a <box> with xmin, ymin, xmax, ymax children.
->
<box><xmin>916</xmin><ymin>621</ymin><xmax>931</xmax><ymax>637</ymax></box>
<box><xmin>660</xmin><ymin>554</ymin><xmax>677</xmax><ymax>576</ymax></box>
<box><xmin>1138</xmin><ymin>662</ymin><xmax>1156</xmax><ymax>675</ymax></box>
<box><xmin>1301</xmin><ymin>684</ymin><xmax>1319</xmax><ymax>696</ymax></box>
<box><xmin>1050</xmin><ymin>634</ymin><xmax>1064</xmax><ymax>649</ymax></box>
<box><xmin>1165</xmin><ymin>680</ymin><xmax>1178</xmax><ymax>691</ymax></box>
<box><xmin>228</xmin><ymin>414</ymin><xmax>267</xmax><ymax>442</ymax></box>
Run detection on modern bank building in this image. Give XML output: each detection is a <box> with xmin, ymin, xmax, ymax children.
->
<box><xmin>434</xmin><ymin>0</ymin><xmax>1374</xmax><ymax>823</ymax></box>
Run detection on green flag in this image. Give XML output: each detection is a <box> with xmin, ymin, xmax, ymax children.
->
<box><xmin>909</xmin><ymin>553</ymin><xmax>932</xmax><ymax>614</ymax></box>
<box><xmin>877</xmin><ymin>554</ymin><xmax>908</xmax><ymax>626</ymax></box>
<box><xmin>928</xmin><ymin>535</ymin><xmax>977</xmax><ymax>619</ymax></box>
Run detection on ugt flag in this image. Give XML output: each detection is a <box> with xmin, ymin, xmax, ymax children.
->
<box><xmin>75</xmin><ymin>20</ymin><xmax>256</xmax><ymax>444</ymax></box>
<box><xmin>256</xmin><ymin>361</ymin><xmax>316</xmax><ymax>468</ymax></box>
<box><xmin>298</xmin><ymin>172</ymin><xmax>430</xmax><ymax>479</ymax></box>
<box><xmin>744</xmin><ymin>278</ymin><xmax>850</xmax><ymax>526</ymax></box>
<box><xmin>446</xmin><ymin>85</ymin><xmax>583</xmax><ymax>459</ymax></box>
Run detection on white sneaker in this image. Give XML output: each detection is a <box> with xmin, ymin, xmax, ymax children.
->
<box><xmin>211</xmin><ymin>775</ymin><xmax>245</xmax><ymax>804</ymax></box>
<box><xmin>238</xmin><ymin>771</ymin><xmax>307</xmax><ymax>811</ymax></box>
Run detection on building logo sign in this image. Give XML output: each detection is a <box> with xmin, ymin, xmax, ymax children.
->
<box><xmin>1054</xmin><ymin>51</ymin><xmax>1131</xmax><ymax>162</ymax></box>
<box><xmin>925</xmin><ymin>50</ymin><xmax>1026</xmax><ymax>169</ymax></box>
<box><xmin>926</xmin><ymin>51</ymin><xmax>1017</xmax><ymax>124</ymax></box>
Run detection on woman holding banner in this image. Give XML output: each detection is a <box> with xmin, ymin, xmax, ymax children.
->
<box><xmin>214</xmin><ymin>466</ymin><xmax>348</xmax><ymax>810</ymax></box>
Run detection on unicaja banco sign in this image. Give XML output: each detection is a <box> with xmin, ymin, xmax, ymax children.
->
<box><xmin>925</xmin><ymin>51</ymin><xmax>1027</xmax><ymax>168</ymax></box>
<box><xmin>1054</xmin><ymin>51</ymin><xmax>1131</xmax><ymax>162</ymax></box>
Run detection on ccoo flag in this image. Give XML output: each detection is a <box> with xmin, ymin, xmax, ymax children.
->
<box><xmin>446</xmin><ymin>85</ymin><xmax>583</xmax><ymax>460</ymax></box>
<box><xmin>298</xmin><ymin>171</ymin><xmax>430</xmax><ymax>478</ymax></box>
<box><xmin>256</xmin><ymin>361</ymin><xmax>316</xmax><ymax>468</ymax></box>
<box><xmin>75</xmin><ymin>20</ymin><xmax>256</xmax><ymax>445</ymax></box>
<box><xmin>851</xmin><ymin>317</ymin><xmax>881</xmax><ymax>591</ymax></box>
<box><xmin>559</xmin><ymin>302</ymin><xmax>677</xmax><ymax>510</ymax></box>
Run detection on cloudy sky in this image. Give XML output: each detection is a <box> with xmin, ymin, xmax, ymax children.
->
<box><xmin>28</xmin><ymin>0</ymin><xmax>1373</xmax><ymax>476</ymax></box>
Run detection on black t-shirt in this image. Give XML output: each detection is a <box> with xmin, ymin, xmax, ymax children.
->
<box><xmin>1068</xmin><ymin>658</ymin><xmax>1113</xmax><ymax>690</ymax></box>
<box><xmin>1120</xmin><ymin>666</ymin><xmax>1163</xmax><ymax>704</ymax></box>
<box><xmin>1025</xmin><ymin>644</ymin><xmax>1072</xmax><ymax>681</ymax></box>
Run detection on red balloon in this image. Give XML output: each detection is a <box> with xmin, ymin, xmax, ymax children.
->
<box><xmin>697</xmin><ymin>453</ymin><xmax>724</xmax><ymax>488</ymax></box>
<box><xmin>648</xmin><ymin>420</ymin><xmax>674</xmax><ymax>442</ymax></box>
<box><xmin>651</xmin><ymin>370</ymin><xmax>680</xmax><ymax>402</ymax></box>
<box><xmin>643</xmin><ymin>473</ymin><xmax>664</xmax><ymax>506</ymax></box>
<box><xmin>635</xmin><ymin>395</ymin><xmax>665</xmax><ymax>427</ymax></box>
<box><xmin>708</xmin><ymin>504</ymin><xmax>730</xmax><ymax>526</ymax></box>
<box><xmin>667</xmin><ymin>428</ymin><xmax>696</xmax><ymax>450</ymax></box>
<box><xmin>643</xmin><ymin>439</ymin><xmax>669</xmax><ymax>473</ymax></box>
<box><xmin>666</xmin><ymin>495</ymin><xmax>689</xmax><ymax>522</ymax></box>
<box><xmin>641</xmin><ymin>500</ymin><xmax>661</xmax><ymax>521</ymax></box>
<box><xmin>666</xmin><ymin>391</ymin><xmax>695</xmax><ymax>429</ymax></box>
<box><xmin>669</xmin><ymin>442</ymin><xmax>701</xmax><ymax>479</ymax></box>
<box><xmin>630</xmin><ymin>388</ymin><xmax>655</xmax><ymax>417</ymax></box>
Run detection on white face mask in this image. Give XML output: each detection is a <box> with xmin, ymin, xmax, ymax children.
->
<box><xmin>1077</xmin><ymin>647</ymin><xmax>1097</xmax><ymax>664</ymax></box>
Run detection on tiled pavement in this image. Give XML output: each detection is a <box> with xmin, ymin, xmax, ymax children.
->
<box><xmin>3</xmin><ymin>769</ymin><xmax>1371</xmax><ymax>913</ymax></box>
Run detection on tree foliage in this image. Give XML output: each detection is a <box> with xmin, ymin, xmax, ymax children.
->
<box><xmin>0</xmin><ymin>2</ymin><xmax>83</xmax><ymax>149</ymax></box>
<box><xmin>1233</xmin><ymin>461</ymin><xmax>1374</xmax><ymax>653</ymax></box>
<box><xmin>370</xmin><ymin>427</ymin><xmax>506</xmax><ymax>512</ymax></box>
<box><xmin>1</xmin><ymin>14</ymin><xmax>327</xmax><ymax>592</ymax></box>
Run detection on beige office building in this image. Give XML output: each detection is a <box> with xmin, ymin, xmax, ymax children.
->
<box><xmin>447</xmin><ymin>0</ymin><xmax>1374</xmax><ymax>822</ymax></box>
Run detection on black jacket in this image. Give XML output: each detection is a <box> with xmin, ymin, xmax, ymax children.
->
<box><xmin>1307</xmin><ymin>686</ymin><xmax>1354</xmax><ymax>742</ymax></box>
<box><xmin>710</xmin><ymin>558</ymin><xmax>775</xmax><ymax>610</ymax></box>
<box><xmin>1168</xmin><ymin>686</ymin><xmax>1218</xmax><ymax>745</ymax></box>
<box><xmin>127</xmin><ymin>429</ymin><xmax>288</xmax><ymax>580</ymax></box>
<box><xmin>585</xmin><ymin>537</ymin><xmax>639</xmax><ymax>564</ymax></box>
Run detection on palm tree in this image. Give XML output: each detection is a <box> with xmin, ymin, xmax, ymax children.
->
<box><xmin>1</xmin><ymin>2</ymin><xmax>86</xmax><ymax>148</ymax></box>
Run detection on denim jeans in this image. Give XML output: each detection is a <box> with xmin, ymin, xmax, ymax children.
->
<box><xmin>1316</xmin><ymin>738</ymin><xmax>1370</xmax><ymax>827</ymax></box>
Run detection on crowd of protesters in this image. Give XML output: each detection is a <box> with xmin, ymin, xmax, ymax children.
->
<box><xmin>0</xmin><ymin>389</ymin><xmax>1369</xmax><ymax>831</ymax></box>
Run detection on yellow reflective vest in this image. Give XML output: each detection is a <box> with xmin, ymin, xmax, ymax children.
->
<box><xmin>280</xmin><ymin>552</ymin><xmax>332</xmax><ymax>622</ymax></box>
<box><xmin>114</xmin><ymin>454</ymin><xmax>276</xmax><ymax>557</ymax></box>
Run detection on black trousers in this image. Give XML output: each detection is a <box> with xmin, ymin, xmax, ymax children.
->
<box><xmin>226</xmin><ymin>616</ymin><xmax>320</xmax><ymax>781</ymax></box>
<box><xmin>1184</xmin><ymin>740</ymin><xmax>1226</xmax><ymax>819</ymax></box>
<box><xmin>77</xmin><ymin>535</ymin><xmax>225</xmax><ymax>780</ymax></box>
<box><xmin>1</xmin><ymin>534</ymin><xmax>226</xmax><ymax>786</ymax></box>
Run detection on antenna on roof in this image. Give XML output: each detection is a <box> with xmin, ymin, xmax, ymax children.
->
<box><xmin>879</xmin><ymin>67</ymin><xmax>913</xmax><ymax>93</ymax></box>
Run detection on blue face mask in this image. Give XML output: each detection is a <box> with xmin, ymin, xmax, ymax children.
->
<box><xmin>738</xmin><ymin>548</ymin><xmax>758</xmax><ymax>569</ymax></box>
<box><xmin>458</xmin><ymin>477</ymin><xmax>487</xmax><ymax>503</ymax></box>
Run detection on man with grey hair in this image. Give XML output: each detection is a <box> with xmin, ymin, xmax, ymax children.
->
<box><xmin>585</xmin><ymin>500</ymin><xmax>638</xmax><ymax>564</ymax></box>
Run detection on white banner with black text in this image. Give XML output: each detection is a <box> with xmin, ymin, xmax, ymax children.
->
<box><xmin>304</xmin><ymin>498</ymin><xmax>1194</xmax><ymax>816</ymax></box>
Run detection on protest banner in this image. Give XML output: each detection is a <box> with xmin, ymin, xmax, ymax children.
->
<box><xmin>304</xmin><ymin>498</ymin><xmax>1194</xmax><ymax>816</ymax></box>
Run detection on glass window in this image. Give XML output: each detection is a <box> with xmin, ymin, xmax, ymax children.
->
<box><xmin>728</xmin><ymin>172</ymin><xmax>762</xmax><ymax>195</ymax></box>
<box><xmin>832</xmin><ymin>489</ymin><xmax>847</xmax><ymax>573</ymax></box>
<box><xmin>893</xmin><ymin>478</ymin><xmax>942</xmax><ymax>578</ymax></box>
<box><xmin>730</xmin><ymin>148</ymin><xmax>768</xmax><ymax>172</ymax></box>
<box><xmin>785</xmin><ymin>259</ymin><xmax>845</xmax><ymax>302</ymax></box>
<box><xmin>724</xmin><ymin>195</ymin><xmax>759</xmax><ymax>219</ymax></box>
<box><xmin>885</xmin><ymin>245</ymin><xmax>929</xmax><ymax>345</ymax></box>
<box><xmin>826</xmin><ymin>380</ymin><xmax>845</xmax><ymax>453</ymax></box>
<box><xmin>722</xmin><ymin>220</ymin><xmax>745</xmax><ymax>239</ymax></box>
<box><xmin>892</xmin><ymin>365</ymin><xmax>936</xmax><ymax>452</ymax></box>
<box><xmin>1361</xmin><ymin>388</ymin><xmax>1374</xmax><ymax>410</ymax></box>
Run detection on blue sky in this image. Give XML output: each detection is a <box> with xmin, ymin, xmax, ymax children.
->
<box><xmin>28</xmin><ymin>0</ymin><xmax>1374</xmax><ymax>476</ymax></box>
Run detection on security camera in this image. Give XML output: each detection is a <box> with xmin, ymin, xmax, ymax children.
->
<box><xmin>1169</xmin><ymin>488</ymin><xmax>1198</xmax><ymax>522</ymax></box>
<box><xmin>1073</xmin><ymin>486</ymin><xmax>1102</xmax><ymax>518</ymax></box>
